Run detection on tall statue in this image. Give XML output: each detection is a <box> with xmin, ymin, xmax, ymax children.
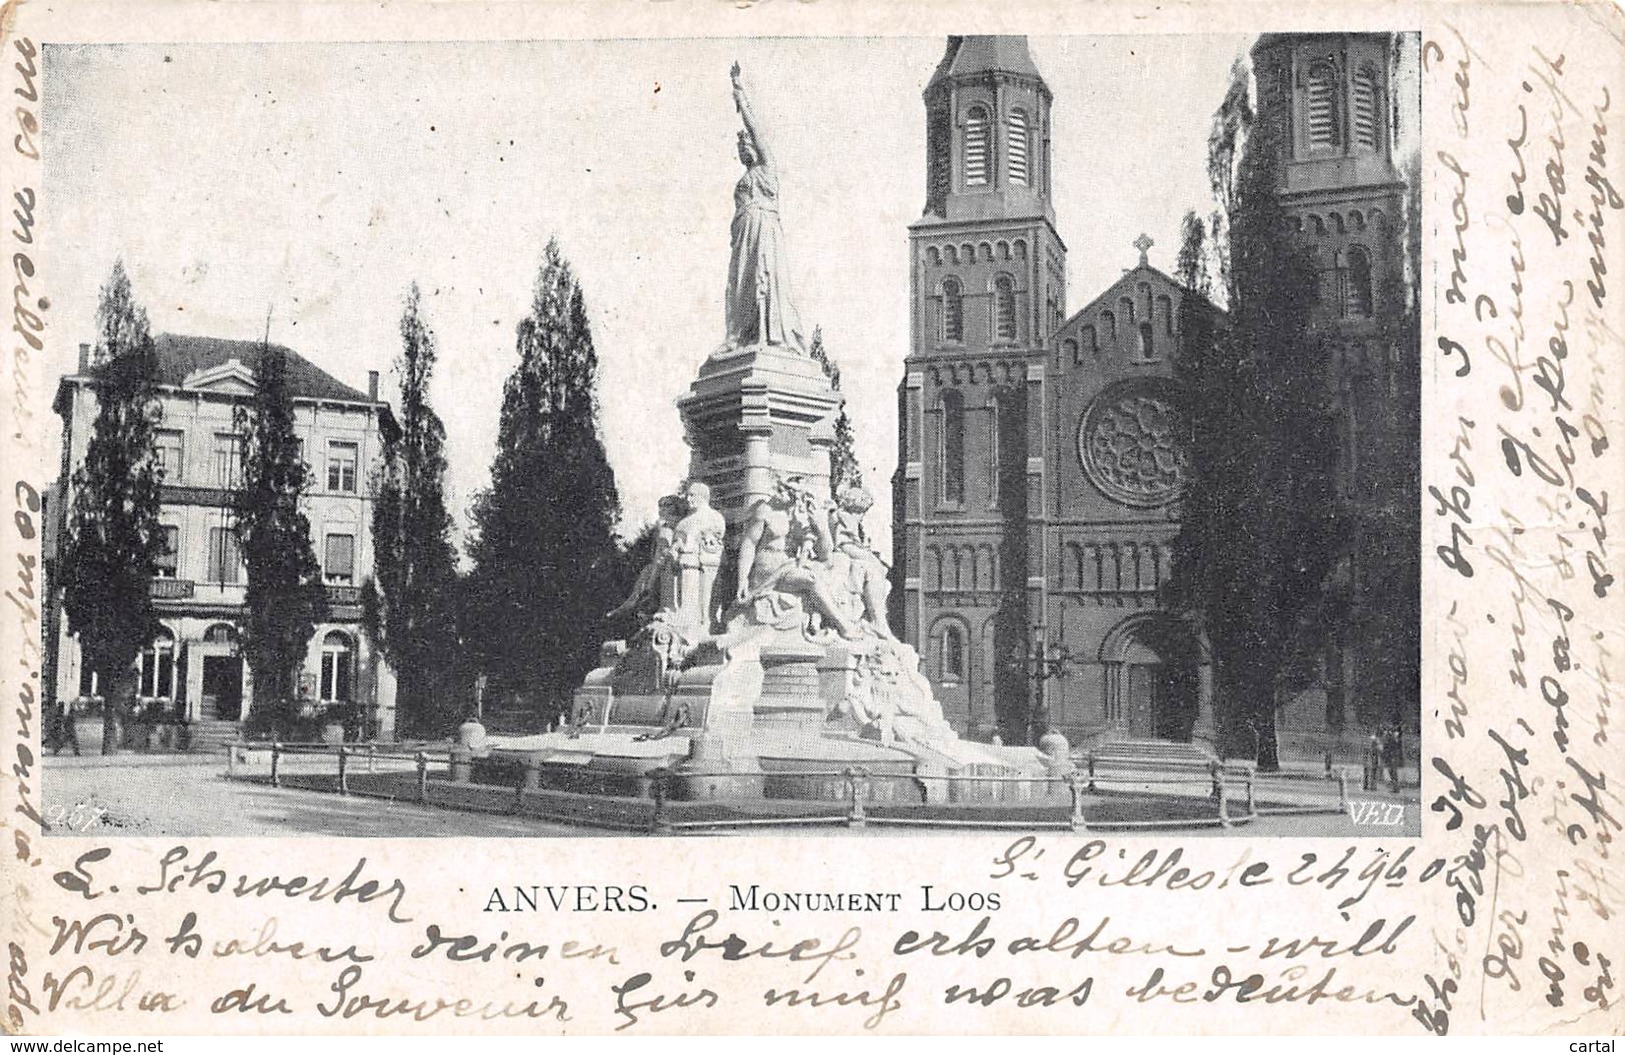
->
<box><xmin>726</xmin><ymin>62</ymin><xmax>806</xmax><ymax>352</ymax></box>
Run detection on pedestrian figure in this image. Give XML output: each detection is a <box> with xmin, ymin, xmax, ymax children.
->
<box><xmin>1363</xmin><ymin>732</ymin><xmax>1382</xmax><ymax>792</ymax></box>
<box><xmin>51</xmin><ymin>698</ymin><xmax>81</xmax><ymax>756</ymax></box>
<box><xmin>1382</xmin><ymin>726</ymin><xmax>1403</xmax><ymax>793</ymax></box>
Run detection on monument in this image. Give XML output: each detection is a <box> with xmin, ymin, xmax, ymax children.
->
<box><xmin>472</xmin><ymin>65</ymin><xmax>1065</xmax><ymax>805</ymax></box>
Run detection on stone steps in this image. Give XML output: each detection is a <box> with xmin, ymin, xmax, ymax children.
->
<box><xmin>187</xmin><ymin>720</ymin><xmax>242</xmax><ymax>751</ymax></box>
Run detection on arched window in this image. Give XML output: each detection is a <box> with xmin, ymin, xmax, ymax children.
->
<box><xmin>940</xmin><ymin>390</ymin><xmax>965</xmax><ymax>506</ymax></box>
<box><xmin>1063</xmin><ymin>338</ymin><xmax>1080</xmax><ymax>364</ymax></box>
<box><xmin>139</xmin><ymin>628</ymin><xmax>176</xmax><ymax>701</ymax></box>
<box><xmin>1346</xmin><ymin>246</ymin><xmax>1374</xmax><ymax>317</ymax></box>
<box><xmin>941</xmin><ymin>278</ymin><xmax>964</xmax><ymax>343</ymax></box>
<box><xmin>1007</xmin><ymin>108</ymin><xmax>1030</xmax><ymax>186</ymax></box>
<box><xmin>1157</xmin><ymin>295</ymin><xmax>1174</xmax><ymax>337</ymax></box>
<box><xmin>1082</xmin><ymin>324</ymin><xmax>1098</xmax><ymax>356</ymax></box>
<box><xmin>963</xmin><ymin>105</ymin><xmax>991</xmax><ymax>187</ymax></box>
<box><xmin>1101</xmin><ymin>310</ymin><xmax>1117</xmax><ymax>343</ymax></box>
<box><xmin>203</xmin><ymin>623</ymin><xmax>237</xmax><ymax>644</ymax></box>
<box><xmin>1306</xmin><ymin>59</ymin><xmax>1342</xmax><ymax>151</ymax></box>
<box><xmin>993</xmin><ymin>276</ymin><xmax>1017</xmax><ymax>341</ymax></box>
<box><xmin>1352</xmin><ymin>63</ymin><xmax>1381</xmax><ymax>150</ymax></box>
<box><xmin>940</xmin><ymin>624</ymin><xmax>966</xmax><ymax>682</ymax></box>
<box><xmin>320</xmin><ymin>630</ymin><xmax>355</xmax><ymax>703</ymax></box>
<box><xmin>1138</xmin><ymin>322</ymin><xmax>1155</xmax><ymax>360</ymax></box>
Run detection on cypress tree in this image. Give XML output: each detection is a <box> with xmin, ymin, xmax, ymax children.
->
<box><xmin>234</xmin><ymin>345</ymin><xmax>327</xmax><ymax>723</ymax></box>
<box><xmin>369</xmin><ymin>284</ymin><xmax>461</xmax><ymax>736</ymax></box>
<box><xmin>59</xmin><ymin>261</ymin><xmax>164</xmax><ymax>750</ymax></box>
<box><xmin>467</xmin><ymin>239</ymin><xmax>622</xmax><ymax>722</ymax></box>
<box><xmin>1167</xmin><ymin>55</ymin><xmax>1337</xmax><ymax>771</ymax></box>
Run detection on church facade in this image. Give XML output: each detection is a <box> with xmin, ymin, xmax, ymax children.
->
<box><xmin>891</xmin><ymin>33</ymin><xmax>1417</xmax><ymax>757</ymax></box>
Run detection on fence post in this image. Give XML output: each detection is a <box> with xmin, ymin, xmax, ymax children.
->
<box><xmin>337</xmin><ymin>745</ymin><xmax>349</xmax><ymax>795</ymax></box>
<box><xmin>366</xmin><ymin>744</ymin><xmax>377</xmax><ymax>774</ymax></box>
<box><xmin>1066</xmin><ymin>772</ymin><xmax>1088</xmax><ymax>832</ymax></box>
<box><xmin>1086</xmin><ymin>751</ymin><xmax>1097</xmax><ymax>793</ymax></box>
<box><xmin>225</xmin><ymin>743</ymin><xmax>235</xmax><ymax>779</ymax></box>
<box><xmin>415</xmin><ymin>752</ymin><xmax>429</xmax><ymax>804</ymax></box>
<box><xmin>1209</xmin><ymin>760</ymin><xmax>1222</xmax><ymax>800</ymax></box>
<box><xmin>650</xmin><ymin>768</ymin><xmax>672</xmax><ymax>836</ymax></box>
<box><xmin>1216</xmin><ymin>770</ymin><xmax>1232</xmax><ymax>828</ymax></box>
<box><xmin>270</xmin><ymin>742</ymin><xmax>281</xmax><ymax>787</ymax></box>
<box><xmin>1336</xmin><ymin>768</ymin><xmax>1350</xmax><ymax>811</ymax></box>
<box><xmin>1245</xmin><ymin>771</ymin><xmax>1257</xmax><ymax>815</ymax></box>
<box><xmin>844</xmin><ymin>766</ymin><xmax>868</xmax><ymax>829</ymax></box>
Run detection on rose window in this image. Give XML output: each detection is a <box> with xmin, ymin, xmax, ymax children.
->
<box><xmin>1077</xmin><ymin>381</ymin><xmax>1188</xmax><ymax>506</ymax></box>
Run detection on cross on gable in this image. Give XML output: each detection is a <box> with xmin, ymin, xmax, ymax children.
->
<box><xmin>1134</xmin><ymin>233</ymin><xmax>1154</xmax><ymax>267</ymax></box>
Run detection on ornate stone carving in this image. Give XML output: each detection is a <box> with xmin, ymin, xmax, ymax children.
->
<box><xmin>841</xmin><ymin>638</ymin><xmax>957</xmax><ymax>750</ymax></box>
<box><xmin>1077</xmin><ymin>379</ymin><xmax>1188</xmax><ymax>507</ymax></box>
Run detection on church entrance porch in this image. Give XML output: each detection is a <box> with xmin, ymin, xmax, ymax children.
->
<box><xmin>1100</xmin><ymin>612</ymin><xmax>1210</xmax><ymax>745</ymax></box>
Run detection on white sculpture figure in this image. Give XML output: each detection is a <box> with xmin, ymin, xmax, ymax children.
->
<box><xmin>845</xmin><ymin>638</ymin><xmax>957</xmax><ymax>749</ymax></box>
<box><xmin>670</xmin><ymin>480</ymin><xmax>726</xmax><ymax>634</ymax></box>
<box><xmin>828</xmin><ymin>483</ymin><xmax>895</xmax><ymax>639</ymax></box>
<box><xmin>725</xmin><ymin>62</ymin><xmax>806</xmax><ymax>352</ymax></box>
<box><xmin>606</xmin><ymin>493</ymin><xmax>685</xmax><ymax>621</ymax></box>
<box><xmin>732</xmin><ymin>474</ymin><xmax>859</xmax><ymax>639</ymax></box>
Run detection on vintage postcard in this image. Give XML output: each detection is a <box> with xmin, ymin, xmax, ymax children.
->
<box><xmin>1</xmin><ymin>0</ymin><xmax>1620</xmax><ymax>1038</ymax></box>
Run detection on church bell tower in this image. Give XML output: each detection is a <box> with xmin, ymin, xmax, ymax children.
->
<box><xmin>894</xmin><ymin>36</ymin><xmax>1067</xmax><ymax>741</ymax></box>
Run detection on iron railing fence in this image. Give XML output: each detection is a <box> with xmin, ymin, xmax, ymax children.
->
<box><xmin>220</xmin><ymin>741</ymin><xmax>1352</xmax><ymax>834</ymax></box>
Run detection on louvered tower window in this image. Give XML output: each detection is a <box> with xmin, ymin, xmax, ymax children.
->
<box><xmin>1007</xmin><ymin>108</ymin><xmax>1030</xmax><ymax>186</ymax></box>
<box><xmin>1352</xmin><ymin>63</ymin><xmax>1380</xmax><ymax>150</ymax></box>
<box><xmin>963</xmin><ymin>105</ymin><xmax>990</xmax><ymax>187</ymax></box>
<box><xmin>1306</xmin><ymin>60</ymin><xmax>1341</xmax><ymax>151</ymax></box>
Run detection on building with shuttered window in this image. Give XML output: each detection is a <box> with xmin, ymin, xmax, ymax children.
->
<box><xmin>48</xmin><ymin>334</ymin><xmax>400</xmax><ymax>743</ymax></box>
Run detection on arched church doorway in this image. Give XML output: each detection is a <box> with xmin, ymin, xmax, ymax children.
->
<box><xmin>1101</xmin><ymin>613</ymin><xmax>1202</xmax><ymax>742</ymax></box>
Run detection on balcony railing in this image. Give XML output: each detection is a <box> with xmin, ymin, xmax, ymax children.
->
<box><xmin>325</xmin><ymin>584</ymin><xmax>362</xmax><ymax>606</ymax></box>
<box><xmin>149</xmin><ymin>578</ymin><xmax>195</xmax><ymax>600</ymax></box>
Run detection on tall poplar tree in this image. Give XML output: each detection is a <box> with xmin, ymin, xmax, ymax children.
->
<box><xmin>369</xmin><ymin>284</ymin><xmax>461</xmax><ymax>736</ymax></box>
<box><xmin>1167</xmin><ymin>55</ymin><xmax>1337</xmax><ymax>770</ymax></box>
<box><xmin>59</xmin><ymin>261</ymin><xmax>164</xmax><ymax>749</ymax></box>
<box><xmin>234</xmin><ymin>345</ymin><xmax>327</xmax><ymax>719</ymax></box>
<box><xmin>467</xmin><ymin>239</ymin><xmax>622</xmax><ymax>720</ymax></box>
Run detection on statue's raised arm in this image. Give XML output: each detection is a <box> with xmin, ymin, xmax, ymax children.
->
<box><xmin>730</xmin><ymin>61</ymin><xmax>773</xmax><ymax>171</ymax></box>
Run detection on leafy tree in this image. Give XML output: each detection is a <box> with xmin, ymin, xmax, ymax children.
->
<box><xmin>467</xmin><ymin>239</ymin><xmax>622</xmax><ymax>721</ymax></box>
<box><xmin>58</xmin><ymin>261</ymin><xmax>164</xmax><ymax>749</ymax></box>
<box><xmin>369</xmin><ymin>284</ymin><xmax>462</xmax><ymax>736</ymax></box>
<box><xmin>807</xmin><ymin>326</ymin><xmax>863</xmax><ymax>492</ymax></box>
<box><xmin>234</xmin><ymin>345</ymin><xmax>327</xmax><ymax>722</ymax></box>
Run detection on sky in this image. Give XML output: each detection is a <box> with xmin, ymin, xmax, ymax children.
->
<box><xmin>43</xmin><ymin>35</ymin><xmax>1253</xmax><ymax>557</ymax></box>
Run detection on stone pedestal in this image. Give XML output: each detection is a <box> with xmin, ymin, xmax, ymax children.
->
<box><xmin>677</xmin><ymin>344</ymin><xmax>841</xmax><ymax>522</ymax></box>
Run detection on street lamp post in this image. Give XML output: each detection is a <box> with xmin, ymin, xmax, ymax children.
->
<box><xmin>1004</xmin><ymin>617</ymin><xmax>1082</xmax><ymax>745</ymax></box>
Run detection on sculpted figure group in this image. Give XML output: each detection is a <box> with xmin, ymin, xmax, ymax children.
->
<box><xmin>613</xmin><ymin>473</ymin><xmax>892</xmax><ymax>645</ymax></box>
<box><xmin>732</xmin><ymin>475</ymin><xmax>893</xmax><ymax>642</ymax></box>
